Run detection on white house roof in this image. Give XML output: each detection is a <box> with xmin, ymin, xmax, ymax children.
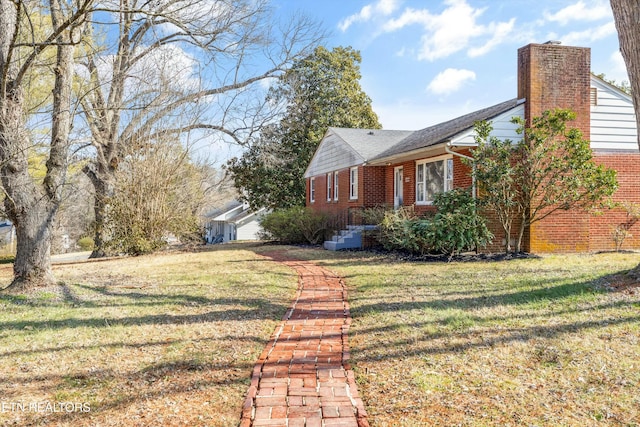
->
<box><xmin>304</xmin><ymin>128</ymin><xmax>412</xmax><ymax>178</ymax></box>
<box><xmin>205</xmin><ymin>200</ymin><xmax>243</xmax><ymax>221</ymax></box>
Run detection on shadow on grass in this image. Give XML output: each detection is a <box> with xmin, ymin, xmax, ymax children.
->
<box><xmin>1</xmin><ymin>355</ymin><xmax>255</xmax><ymax>425</ymax></box>
<box><xmin>0</xmin><ymin>334</ymin><xmax>267</xmax><ymax>359</ymax></box>
<box><xmin>0</xmin><ymin>281</ymin><xmax>289</xmax><ymax>331</ymax></box>
<box><xmin>351</xmin><ymin>276</ymin><xmax>604</xmax><ymax>314</ymax></box>
<box><xmin>0</xmin><ymin>279</ymin><xmax>293</xmax><ymax>310</ymax></box>
<box><xmin>353</xmin><ymin>310</ymin><xmax>640</xmax><ymax>362</ymax></box>
<box><xmin>345</xmin><ymin>271</ymin><xmax>640</xmax><ymax>362</ymax></box>
<box><xmin>0</xmin><ymin>296</ymin><xmax>287</xmax><ymax>331</ymax></box>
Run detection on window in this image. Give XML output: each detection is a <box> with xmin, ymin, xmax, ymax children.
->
<box><xmin>310</xmin><ymin>178</ymin><xmax>315</xmax><ymax>203</ymax></box>
<box><xmin>349</xmin><ymin>167</ymin><xmax>358</xmax><ymax>200</ymax></box>
<box><xmin>416</xmin><ymin>156</ymin><xmax>454</xmax><ymax>204</ymax></box>
<box><xmin>326</xmin><ymin>173</ymin><xmax>332</xmax><ymax>201</ymax></box>
<box><xmin>333</xmin><ymin>171</ymin><xmax>339</xmax><ymax>201</ymax></box>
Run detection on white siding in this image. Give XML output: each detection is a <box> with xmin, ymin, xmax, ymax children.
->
<box><xmin>451</xmin><ymin>104</ymin><xmax>524</xmax><ymax>145</ymax></box>
<box><xmin>305</xmin><ymin>130</ymin><xmax>363</xmax><ymax>178</ymax></box>
<box><xmin>590</xmin><ymin>78</ymin><xmax>638</xmax><ymax>151</ymax></box>
<box><xmin>237</xmin><ymin>219</ymin><xmax>262</xmax><ymax>240</ymax></box>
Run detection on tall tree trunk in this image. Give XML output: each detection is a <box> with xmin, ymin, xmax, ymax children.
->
<box><xmin>0</xmin><ymin>0</ymin><xmax>77</xmax><ymax>291</ymax></box>
<box><xmin>610</xmin><ymin>0</ymin><xmax>640</xmax><ymax>148</ymax></box>
<box><xmin>610</xmin><ymin>0</ymin><xmax>640</xmax><ymax>278</ymax></box>
<box><xmin>0</xmin><ymin>92</ymin><xmax>56</xmax><ymax>290</ymax></box>
<box><xmin>84</xmin><ymin>164</ymin><xmax>116</xmax><ymax>258</ymax></box>
<box><xmin>10</xmin><ymin>200</ymin><xmax>56</xmax><ymax>290</ymax></box>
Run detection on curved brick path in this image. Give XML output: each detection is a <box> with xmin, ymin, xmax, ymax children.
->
<box><xmin>240</xmin><ymin>252</ymin><xmax>368</xmax><ymax>427</ymax></box>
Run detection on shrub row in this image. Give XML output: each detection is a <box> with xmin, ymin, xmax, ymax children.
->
<box><xmin>259</xmin><ymin>206</ymin><xmax>336</xmax><ymax>245</ymax></box>
<box><xmin>259</xmin><ymin>190</ymin><xmax>493</xmax><ymax>255</ymax></box>
<box><xmin>373</xmin><ymin>189</ymin><xmax>493</xmax><ymax>256</ymax></box>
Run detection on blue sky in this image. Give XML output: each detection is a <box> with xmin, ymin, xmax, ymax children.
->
<box><xmin>273</xmin><ymin>0</ymin><xmax>627</xmax><ymax>130</ymax></box>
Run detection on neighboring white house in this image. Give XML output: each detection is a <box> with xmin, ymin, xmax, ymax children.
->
<box><xmin>0</xmin><ymin>220</ymin><xmax>16</xmax><ymax>254</ymax></box>
<box><xmin>204</xmin><ymin>201</ymin><xmax>267</xmax><ymax>243</ymax></box>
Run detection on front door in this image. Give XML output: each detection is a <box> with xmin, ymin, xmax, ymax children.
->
<box><xmin>394</xmin><ymin>166</ymin><xmax>403</xmax><ymax>209</ymax></box>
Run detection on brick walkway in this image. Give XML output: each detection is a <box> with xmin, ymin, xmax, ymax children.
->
<box><xmin>240</xmin><ymin>252</ymin><xmax>368</xmax><ymax>427</ymax></box>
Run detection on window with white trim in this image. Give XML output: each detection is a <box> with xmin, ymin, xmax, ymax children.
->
<box><xmin>310</xmin><ymin>178</ymin><xmax>315</xmax><ymax>203</ymax></box>
<box><xmin>416</xmin><ymin>156</ymin><xmax>454</xmax><ymax>204</ymax></box>
<box><xmin>349</xmin><ymin>167</ymin><xmax>358</xmax><ymax>200</ymax></box>
<box><xmin>333</xmin><ymin>171</ymin><xmax>339</xmax><ymax>201</ymax></box>
<box><xmin>326</xmin><ymin>173</ymin><xmax>332</xmax><ymax>201</ymax></box>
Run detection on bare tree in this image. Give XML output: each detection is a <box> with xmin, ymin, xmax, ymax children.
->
<box><xmin>105</xmin><ymin>131</ymin><xmax>205</xmax><ymax>255</ymax></box>
<box><xmin>0</xmin><ymin>0</ymin><xmax>91</xmax><ymax>290</ymax></box>
<box><xmin>76</xmin><ymin>0</ymin><xmax>322</xmax><ymax>257</ymax></box>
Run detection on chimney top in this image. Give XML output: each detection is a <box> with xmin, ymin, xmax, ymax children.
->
<box><xmin>544</xmin><ymin>40</ymin><xmax>562</xmax><ymax>45</ymax></box>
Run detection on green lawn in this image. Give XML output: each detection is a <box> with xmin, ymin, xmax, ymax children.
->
<box><xmin>0</xmin><ymin>244</ymin><xmax>298</xmax><ymax>427</ymax></box>
<box><xmin>267</xmin><ymin>247</ymin><xmax>640</xmax><ymax>427</ymax></box>
<box><xmin>1</xmin><ymin>245</ymin><xmax>639</xmax><ymax>426</ymax></box>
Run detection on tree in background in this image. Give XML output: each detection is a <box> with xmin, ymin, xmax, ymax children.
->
<box><xmin>105</xmin><ymin>133</ymin><xmax>205</xmax><ymax>255</ymax></box>
<box><xmin>227</xmin><ymin>46</ymin><xmax>381</xmax><ymax>210</ymax></box>
<box><xmin>76</xmin><ymin>0</ymin><xmax>322</xmax><ymax>257</ymax></box>
<box><xmin>471</xmin><ymin>110</ymin><xmax>617</xmax><ymax>253</ymax></box>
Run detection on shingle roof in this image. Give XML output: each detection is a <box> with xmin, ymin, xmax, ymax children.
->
<box><xmin>372</xmin><ymin>98</ymin><xmax>521</xmax><ymax>161</ymax></box>
<box><xmin>330</xmin><ymin>128</ymin><xmax>414</xmax><ymax>161</ymax></box>
<box><xmin>304</xmin><ymin>128</ymin><xmax>413</xmax><ymax>177</ymax></box>
<box><xmin>204</xmin><ymin>200</ymin><xmax>243</xmax><ymax>219</ymax></box>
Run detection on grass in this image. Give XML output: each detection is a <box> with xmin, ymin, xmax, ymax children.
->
<box><xmin>267</xmin><ymin>247</ymin><xmax>640</xmax><ymax>427</ymax></box>
<box><xmin>0</xmin><ymin>244</ymin><xmax>298</xmax><ymax>427</ymax></box>
<box><xmin>2</xmin><ymin>244</ymin><xmax>640</xmax><ymax>426</ymax></box>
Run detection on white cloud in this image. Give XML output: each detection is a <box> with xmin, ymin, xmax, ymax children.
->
<box><xmin>468</xmin><ymin>18</ymin><xmax>516</xmax><ymax>57</ymax></box>
<box><xmin>608</xmin><ymin>50</ymin><xmax>630</xmax><ymax>82</ymax></box>
<box><xmin>561</xmin><ymin>21</ymin><xmax>617</xmax><ymax>45</ymax></box>
<box><xmin>427</xmin><ymin>68</ymin><xmax>476</xmax><ymax>95</ymax></box>
<box><xmin>338</xmin><ymin>0</ymin><xmax>401</xmax><ymax>32</ymax></box>
<box><xmin>544</xmin><ymin>0</ymin><xmax>611</xmax><ymax>25</ymax></box>
<box><xmin>382</xmin><ymin>0</ymin><xmax>515</xmax><ymax>61</ymax></box>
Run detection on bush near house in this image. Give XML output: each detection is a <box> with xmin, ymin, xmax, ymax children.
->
<box><xmin>259</xmin><ymin>207</ymin><xmax>336</xmax><ymax>245</ymax></box>
<box><xmin>372</xmin><ymin>189</ymin><xmax>493</xmax><ymax>256</ymax></box>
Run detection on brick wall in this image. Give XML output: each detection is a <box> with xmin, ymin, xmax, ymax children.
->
<box><xmin>363</xmin><ymin>166</ymin><xmax>386</xmax><ymax>207</ymax></box>
<box><xmin>307</xmin><ymin>165</ymin><xmax>386</xmax><ymax>216</ymax></box>
<box><xmin>518</xmin><ymin>42</ymin><xmax>593</xmax><ymax>252</ymax></box>
<box><xmin>590</xmin><ymin>152</ymin><xmax>640</xmax><ymax>251</ymax></box>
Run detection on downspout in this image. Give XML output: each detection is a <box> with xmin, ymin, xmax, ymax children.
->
<box><xmin>445</xmin><ymin>142</ymin><xmax>476</xmax><ymax>199</ymax></box>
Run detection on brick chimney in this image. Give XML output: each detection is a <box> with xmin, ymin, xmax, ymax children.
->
<box><xmin>517</xmin><ymin>42</ymin><xmax>592</xmax><ymax>254</ymax></box>
<box><xmin>517</xmin><ymin>41</ymin><xmax>591</xmax><ymax>140</ymax></box>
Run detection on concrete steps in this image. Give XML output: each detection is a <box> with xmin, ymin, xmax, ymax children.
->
<box><xmin>323</xmin><ymin>226</ymin><xmax>364</xmax><ymax>251</ymax></box>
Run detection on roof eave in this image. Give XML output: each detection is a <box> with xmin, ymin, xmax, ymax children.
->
<box><xmin>367</xmin><ymin>141</ymin><xmax>449</xmax><ymax>166</ymax></box>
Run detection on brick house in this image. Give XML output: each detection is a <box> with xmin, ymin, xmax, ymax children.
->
<box><xmin>304</xmin><ymin>41</ymin><xmax>640</xmax><ymax>253</ymax></box>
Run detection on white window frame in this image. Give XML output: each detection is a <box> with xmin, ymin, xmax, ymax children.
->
<box><xmin>349</xmin><ymin>167</ymin><xmax>358</xmax><ymax>200</ymax></box>
<box><xmin>333</xmin><ymin>171</ymin><xmax>339</xmax><ymax>201</ymax></box>
<box><xmin>326</xmin><ymin>173</ymin><xmax>332</xmax><ymax>201</ymax></box>
<box><xmin>310</xmin><ymin>177</ymin><xmax>315</xmax><ymax>203</ymax></box>
<box><xmin>415</xmin><ymin>155</ymin><xmax>454</xmax><ymax>205</ymax></box>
